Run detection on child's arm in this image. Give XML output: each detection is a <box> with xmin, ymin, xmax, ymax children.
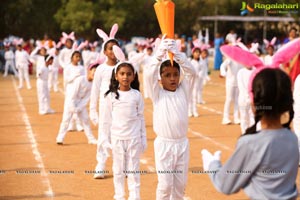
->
<box><xmin>99</xmin><ymin>94</ymin><xmax>112</xmax><ymax>153</ymax></box>
<box><xmin>205</xmin><ymin>139</ymin><xmax>260</xmax><ymax>195</ymax></box>
<box><xmin>145</xmin><ymin>38</ymin><xmax>169</xmax><ymax>102</ymax></box>
<box><xmin>137</xmin><ymin>93</ymin><xmax>147</xmax><ymax>152</ymax></box>
<box><xmin>89</xmin><ymin>67</ymin><xmax>101</xmax><ymax>125</ymax></box>
<box><xmin>220</xmin><ymin>58</ymin><xmax>230</xmax><ymax>77</ymax></box>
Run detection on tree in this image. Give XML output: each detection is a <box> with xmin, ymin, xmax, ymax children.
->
<box><xmin>54</xmin><ymin>0</ymin><xmax>94</xmax><ymax>38</ymax></box>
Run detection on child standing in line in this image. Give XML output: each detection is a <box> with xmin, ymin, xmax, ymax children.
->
<box><xmin>3</xmin><ymin>43</ymin><xmax>18</xmax><ymax>77</ymax></box>
<box><xmin>101</xmin><ymin>45</ymin><xmax>146</xmax><ymax>200</ymax></box>
<box><xmin>202</xmin><ymin>68</ymin><xmax>299</xmax><ymax>200</ymax></box>
<box><xmin>146</xmin><ymin>38</ymin><xmax>195</xmax><ymax>200</ymax></box>
<box><xmin>237</xmin><ymin>65</ymin><xmax>255</xmax><ymax>134</ymax></box>
<box><xmin>56</xmin><ymin>51</ymin><xmax>97</xmax><ymax>145</ymax></box>
<box><xmin>197</xmin><ymin>47</ymin><xmax>209</xmax><ymax>104</ymax></box>
<box><xmin>263</xmin><ymin>37</ymin><xmax>276</xmax><ymax>66</ymax></box>
<box><xmin>15</xmin><ymin>42</ymin><xmax>32</xmax><ymax>89</ymax></box>
<box><xmin>89</xmin><ymin>24</ymin><xmax>119</xmax><ymax>179</ymax></box>
<box><xmin>294</xmin><ymin>74</ymin><xmax>300</xmax><ymax>166</ymax></box>
<box><xmin>59</xmin><ymin>33</ymin><xmax>84</xmax><ymax>132</ymax></box>
<box><xmin>48</xmin><ymin>42</ymin><xmax>61</xmax><ymax>92</ymax></box>
<box><xmin>188</xmin><ymin>46</ymin><xmax>201</xmax><ymax>117</ymax></box>
<box><xmin>220</xmin><ymin>58</ymin><xmax>243</xmax><ymax>125</ymax></box>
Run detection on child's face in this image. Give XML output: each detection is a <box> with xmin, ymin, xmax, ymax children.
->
<box><xmin>192</xmin><ymin>49</ymin><xmax>200</xmax><ymax>59</ymax></box>
<box><xmin>65</xmin><ymin>39</ymin><xmax>73</xmax><ymax>49</ymax></box>
<box><xmin>72</xmin><ymin>53</ymin><xmax>81</xmax><ymax>65</ymax></box>
<box><xmin>201</xmin><ymin>50</ymin><xmax>208</xmax><ymax>59</ymax></box>
<box><xmin>115</xmin><ymin>65</ymin><xmax>135</xmax><ymax>91</ymax></box>
<box><xmin>40</xmin><ymin>48</ymin><xmax>46</xmax><ymax>56</ymax></box>
<box><xmin>104</xmin><ymin>42</ymin><xmax>117</xmax><ymax>62</ymax></box>
<box><xmin>87</xmin><ymin>67</ymin><xmax>96</xmax><ymax>81</ymax></box>
<box><xmin>160</xmin><ymin>66</ymin><xmax>180</xmax><ymax>92</ymax></box>
<box><xmin>267</xmin><ymin>46</ymin><xmax>274</xmax><ymax>55</ymax></box>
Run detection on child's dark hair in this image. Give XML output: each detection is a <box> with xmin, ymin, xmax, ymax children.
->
<box><xmin>105</xmin><ymin>63</ymin><xmax>139</xmax><ymax>99</ymax></box>
<box><xmin>71</xmin><ymin>50</ymin><xmax>81</xmax><ymax>59</ymax></box>
<box><xmin>104</xmin><ymin>39</ymin><xmax>119</xmax><ymax>51</ymax></box>
<box><xmin>160</xmin><ymin>60</ymin><xmax>180</xmax><ymax>75</ymax></box>
<box><xmin>244</xmin><ymin>68</ymin><xmax>294</xmax><ymax>135</ymax></box>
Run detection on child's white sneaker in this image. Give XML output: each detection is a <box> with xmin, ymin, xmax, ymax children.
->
<box><xmin>222</xmin><ymin>118</ymin><xmax>231</xmax><ymax>125</ymax></box>
<box><xmin>88</xmin><ymin>139</ymin><xmax>97</xmax><ymax>145</ymax></box>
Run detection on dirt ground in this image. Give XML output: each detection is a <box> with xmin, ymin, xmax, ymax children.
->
<box><xmin>0</xmin><ymin>63</ymin><xmax>299</xmax><ymax>200</ymax></box>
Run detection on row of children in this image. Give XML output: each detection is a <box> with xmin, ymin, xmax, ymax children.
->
<box><xmin>56</xmin><ymin>23</ymin><xmax>300</xmax><ymax>200</ymax></box>
<box><xmin>3</xmin><ymin>23</ymin><xmax>300</xmax><ymax>199</ymax></box>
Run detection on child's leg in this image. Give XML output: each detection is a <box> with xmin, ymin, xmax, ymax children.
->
<box><xmin>233</xmin><ymin>87</ymin><xmax>240</xmax><ymax>123</ymax></box>
<box><xmin>18</xmin><ymin>67</ymin><xmax>24</xmax><ymax>88</ymax></box>
<box><xmin>36</xmin><ymin>80</ymin><xmax>44</xmax><ymax>114</ymax></box>
<box><xmin>171</xmin><ymin>139</ymin><xmax>189</xmax><ymax>199</ymax></box>
<box><xmin>154</xmin><ymin>137</ymin><xmax>174</xmax><ymax>200</ymax></box>
<box><xmin>126</xmin><ymin>138</ymin><xmax>141</xmax><ymax>200</ymax></box>
<box><xmin>11</xmin><ymin>62</ymin><xmax>18</xmax><ymax>77</ymax></box>
<box><xmin>112</xmin><ymin>138</ymin><xmax>126</xmax><ymax>200</ymax></box>
<box><xmin>53</xmin><ymin>69</ymin><xmax>58</xmax><ymax>92</ymax></box>
<box><xmin>223</xmin><ymin>84</ymin><xmax>234</xmax><ymax>123</ymax></box>
<box><xmin>23</xmin><ymin>65</ymin><xmax>31</xmax><ymax>89</ymax></box>
<box><xmin>3</xmin><ymin>62</ymin><xmax>9</xmax><ymax>77</ymax></box>
<box><xmin>56</xmin><ymin>109</ymin><xmax>73</xmax><ymax>143</ymax></box>
<box><xmin>197</xmin><ymin>77</ymin><xmax>204</xmax><ymax>104</ymax></box>
<box><xmin>77</xmin><ymin>109</ymin><xmax>96</xmax><ymax>143</ymax></box>
<box><xmin>238</xmin><ymin>102</ymin><xmax>248</xmax><ymax>134</ymax></box>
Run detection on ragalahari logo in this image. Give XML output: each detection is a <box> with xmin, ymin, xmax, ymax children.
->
<box><xmin>240</xmin><ymin>1</ymin><xmax>254</xmax><ymax>15</ymax></box>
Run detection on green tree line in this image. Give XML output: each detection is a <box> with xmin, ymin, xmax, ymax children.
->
<box><xmin>0</xmin><ymin>0</ymin><xmax>299</xmax><ymax>41</ymax></box>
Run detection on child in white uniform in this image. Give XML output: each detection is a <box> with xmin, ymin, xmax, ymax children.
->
<box><xmin>220</xmin><ymin>58</ymin><xmax>243</xmax><ymax>124</ymax></box>
<box><xmin>202</xmin><ymin>68</ymin><xmax>299</xmax><ymax>200</ymax></box>
<box><xmin>15</xmin><ymin>44</ymin><xmax>31</xmax><ymax>89</ymax></box>
<box><xmin>36</xmin><ymin>54</ymin><xmax>55</xmax><ymax>115</ymax></box>
<box><xmin>89</xmin><ymin>24</ymin><xmax>119</xmax><ymax>179</ymax></box>
<box><xmin>263</xmin><ymin>37</ymin><xmax>276</xmax><ymax>66</ymax></box>
<box><xmin>48</xmin><ymin>45</ymin><xmax>61</xmax><ymax>92</ymax></box>
<box><xmin>146</xmin><ymin>38</ymin><xmax>195</xmax><ymax>200</ymax></box>
<box><xmin>56</xmin><ymin>51</ymin><xmax>97</xmax><ymax>145</ymax></box>
<box><xmin>101</xmin><ymin>45</ymin><xmax>146</xmax><ymax>200</ymax></box>
<box><xmin>3</xmin><ymin>43</ymin><xmax>18</xmax><ymax>77</ymax></box>
<box><xmin>237</xmin><ymin>66</ymin><xmax>255</xmax><ymax>133</ymax></box>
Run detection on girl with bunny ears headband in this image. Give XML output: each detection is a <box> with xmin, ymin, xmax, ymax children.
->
<box><xmin>104</xmin><ymin>45</ymin><xmax>140</xmax><ymax>100</ymax></box>
<box><xmin>96</xmin><ymin>23</ymin><xmax>119</xmax><ymax>53</ymax></box>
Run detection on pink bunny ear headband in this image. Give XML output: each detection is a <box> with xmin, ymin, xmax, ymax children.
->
<box><xmin>263</xmin><ymin>37</ymin><xmax>277</xmax><ymax>48</ymax></box>
<box><xmin>220</xmin><ymin>37</ymin><xmax>300</xmax><ymax>102</ymax></box>
<box><xmin>14</xmin><ymin>38</ymin><xmax>24</xmax><ymax>46</ymax></box>
<box><xmin>96</xmin><ymin>23</ymin><xmax>119</xmax><ymax>52</ymax></box>
<box><xmin>36</xmin><ymin>40</ymin><xmax>49</xmax><ymax>50</ymax></box>
<box><xmin>112</xmin><ymin>45</ymin><xmax>142</xmax><ymax>74</ymax></box>
<box><xmin>61</xmin><ymin>32</ymin><xmax>75</xmax><ymax>44</ymax></box>
<box><xmin>88</xmin><ymin>54</ymin><xmax>106</xmax><ymax>70</ymax></box>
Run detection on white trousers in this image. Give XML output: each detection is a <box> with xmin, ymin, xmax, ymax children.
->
<box><xmin>154</xmin><ymin>137</ymin><xmax>189</xmax><ymax>200</ymax></box>
<box><xmin>112</xmin><ymin>137</ymin><xmax>142</xmax><ymax>200</ymax></box>
<box><xmin>56</xmin><ymin>107</ymin><xmax>96</xmax><ymax>142</ymax></box>
<box><xmin>223</xmin><ymin>85</ymin><xmax>239</xmax><ymax>121</ymax></box>
<box><xmin>189</xmin><ymin>77</ymin><xmax>204</xmax><ymax>114</ymax></box>
<box><xmin>36</xmin><ymin>79</ymin><xmax>51</xmax><ymax>114</ymax></box>
<box><xmin>238</xmin><ymin>100</ymin><xmax>254</xmax><ymax>134</ymax></box>
<box><xmin>48</xmin><ymin>68</ymin><xmax>58</xmax><ymax>92</ymax></box>
<box><xmin>4</xmin><ymin>60</ymin><xmax>18</xmax><ymax>76</ymax></box>
<box><xmin>96</xmin><ymin>101</ymin><xmax>109</xmax><ymax>171</ymax></box>
<box><xmin>17</xmin><ymin>64</ymin><xmax>31</xmax><ymax>88</ymax></box>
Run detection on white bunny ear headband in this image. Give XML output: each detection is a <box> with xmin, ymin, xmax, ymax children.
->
<box><xmin>96</xmin><ymin>23</ymin><xmax>119</xmax><ymax>52</ymax></box>
<box><xmin>36</xmin><ymin>40</ymin><xmax>49</xmax><ymax>50</ymax></box>
<box><xmin>263</xmin><ymin>37</ymin><xmax>277</xmax><ymax>48</ymax></box>
<box><xmin>61</xmin><ymin>32</ymin><xmax>75</xmax><ymax>44</ymax></box>
<box><xmin>112</xmin><ymin>45</ymin><xmax>142</xmax><ymax>74</ymax></box>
